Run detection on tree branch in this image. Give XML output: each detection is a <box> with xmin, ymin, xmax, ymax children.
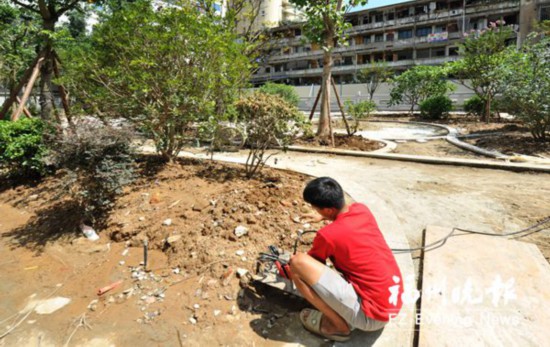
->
<box><xmin>10</xmin><ymin>0</ymin><xmax>39</xmax><ymax>13</ymax></box>
<box><xmin>57</xmin><ymin>0</ymin><xmax>82</xmax><ymax>17</ymax></box>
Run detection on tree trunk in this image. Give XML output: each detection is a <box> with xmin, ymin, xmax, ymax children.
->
<box><xmin>39</xmin><ymin>20</ymin><xmax>55</xmax><ymax>121</ymax></box>
<box><xmin>317</xmin><ymin>24</ymin><xmax>334</xmax><ymax>141</ymax></box>
<box><xmin>483</xmin><ymin>95</ymin><xmax>492</xmax><ymax>123</ymax></box>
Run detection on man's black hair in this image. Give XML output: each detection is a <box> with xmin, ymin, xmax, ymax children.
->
<box><xmin>303</xmin><ymin>177</ymin><xmax>345</xmax><ymax>209</ymax></box>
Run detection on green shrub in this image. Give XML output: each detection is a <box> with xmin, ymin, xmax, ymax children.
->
<box><xmin>259</xmin><ymin>82</ymin><xmax>300</xmax><ymax>107</ymax></box>
<box><xmin>47</xmin><ymin>122</ymin><xmax>137</xmax><ymax>222</ymax></box>
<box><xmin>463</xmin><ymin>95</ymin><xmax>485</xmax><ymax>117</ymax></box>
<box><xmin>344</xmin><ymin>100</ymin><xmax>376</xmax><ymax>135</ymax></box>
<box><xmin>420</xmin><ymin>95</ymin><xmax>453</xmax><ymax>120</ymax></box>
<box><xmin>236</xmin><ymin>92</ymin><xmax>306</xmax><ymax>178</ymax></box>
<box><xmin>0</xmin><ymin>118</ymin><xmax>49</xmax><ymax>178</ymax></box>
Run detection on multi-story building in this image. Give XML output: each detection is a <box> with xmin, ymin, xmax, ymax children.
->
<box><xmin>251</xmin><ymin>0</ymin><xmax>550</xmax><ymax>86</ymax></box>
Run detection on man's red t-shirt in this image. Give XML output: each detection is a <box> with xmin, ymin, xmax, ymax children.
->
<box><xmin>308</xmin><ymin>202</ymin><xmax>403</xmax><ymax>321</ymax></box>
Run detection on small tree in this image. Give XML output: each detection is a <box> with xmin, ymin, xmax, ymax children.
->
<box><xmin>259</xmin><ymin>82</ymin><xmax>300</xmax><ymax>107</ymax></box>
<box><xmin>388</xmin><ymin>65</ymin><xmax>455</xmax><ymax>115</ymax></box>
<box><xmin>290</xmin><ymin>0</ymin><xmax>367</xmax><ymax>141</ymax></box>
<box><xmin>448</xmin><ymin>22</ymin><xmax>514</xmax><ymax>122</ymax></box>
<box><xmin>60</xmin><ymin>1</ymin><xmax>250</xmax><ymax>160</ymax></box>
<box><xmin>501</xmin><ymin>35</ymin><xmax>550</xmax><ymax>141</ymax></box>
<box><xmin>344</xmin><ymin>100</ymin><xmax>375</xmax><ymax>135</ymax></box>
<box><xmin>235</xmin><ymin>92</ymin><xmax>306</xmax><ymax>178</ymax></box>
<box><xmin>357</xmin><ymin>61</ymin><xmax>392</xmax><ymax>101</ymax></box>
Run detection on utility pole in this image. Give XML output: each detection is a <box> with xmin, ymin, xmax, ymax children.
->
<box><xmin>462</xmin><ymin>0</ymin><xmax>466</xmax><ymax>36</ymax></box>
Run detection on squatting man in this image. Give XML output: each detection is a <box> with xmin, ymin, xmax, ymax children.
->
<box><xmin>288</xmin><ymin>177</ymin><xmax>403</xmax><ymax>342</ymax></box>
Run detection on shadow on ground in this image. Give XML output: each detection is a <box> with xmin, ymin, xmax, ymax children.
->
<box><xmin>2</xmin><ymin>200</ymin><xmax>83</xmax><ymax>254</ymax></box>
<box><xmin>239</xmin><ymin>282</ymin><xmax>384</xmax><ymax>346</ymax></box>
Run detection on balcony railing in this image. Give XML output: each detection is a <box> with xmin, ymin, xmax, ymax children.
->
<box><xmin>253</xmin><ymin>56</ymin><xmax>460</xmax><ymax>81</ymax></box>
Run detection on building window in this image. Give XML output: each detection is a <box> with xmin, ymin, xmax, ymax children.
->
<box><xmin>449</xmin><ymin>47</ymin><xmax>459</xmax><ymax>56</ymax></box>
<box><xmin>362</xmin><ymin>16</ymin><xmax>370</xmax><ymax>25</ymax></box>
<box><xmin>375</xmin><ymin>33</ymin><xmax>384</xmax><ymax>42</ymax></box>
<box><xmin>386</xmin><ymin>33</ymin><xmax>395</xmax><ymax>42</ymax></box>
<box><xmin>295</xmin><ymin>28</ymin><xmax>301</xmax><ymax>36</ymax></box>
<box><xmin>265</xmin><ymin>67</ymin><xmax>271</xmax><ymax>73</ymax></box>
<box><xmin>398</xmin><ymin>29</ymin><xmax>413</xmax><ymax>40</ymax></box>
<box><xmin>541</xmin><ymin>6</ymin><xmax>550</xmax><ymax>21</ymax></box>
<box><xmin>387</xmin><ymin>12</ymin><xmax>395</xmax><ymax>20</ymax></box>
<box><xmin>416</xmin><ymin>27</ymin><xmax>432</xmax><ymax>37</ymax></box>
<box><xmin>363</xmin><ymin>35</ymin><xmax>371</xmax><ymax>44</ymax></box>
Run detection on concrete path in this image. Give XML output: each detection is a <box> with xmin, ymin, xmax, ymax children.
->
<box><xmin>420</xmin><ymin>226</ymin><xmax>550</xmax><ymax>346</ymax></box>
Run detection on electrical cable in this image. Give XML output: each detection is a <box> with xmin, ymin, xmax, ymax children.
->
<box><xmin>391</xmin><ymin>215</ymin><xmax>550</xmax><ymax>254</ymax></box>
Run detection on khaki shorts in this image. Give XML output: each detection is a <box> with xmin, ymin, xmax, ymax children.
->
<box><xmin>311</xmin><ymin>266</ymin><xmax>387</xmax><ymax>332</ymax></box>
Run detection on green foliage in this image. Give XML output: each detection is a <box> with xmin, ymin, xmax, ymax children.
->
<box><xmin>420</xmin><ymin>95</ymin><xmax>453</xmax><ymax>120</ymax></box>
<box><xmin>357</xmin><ymin>62</ymin><xmax>392</xmax><ymax>100</ymax></box>
<box><xmin>501</xmin><ymin>36</ymin><xmax>550</xmax><ymax>141</ymax></box>
<box><xmin>47</xmin><ymin>122</ymin><xmax>137</xmax><ymax>221</ymax></box>
<box><xmin>0</xmin><ymin>1</ymin><xmax>39</xmax><ymax>94</ymax></box>
<box><xmin>463</xmin><ymin>95</ymin><xmax>485</xmax><ymax>117</ymax></box>
<box><xmin>59</xmin><ymin>1</ymin><xmax>251</xmax><ymax>159</ymax></box>
<box><xmin>344</xmin><ymin>100</ymin><xmax>376</xmax><ymax>135</ymax></box>
<box><xmin>448</xmin><ymin>22</ymin><xmax>514</xmax><ymax>121</ymax></box>
<box><xmin>259</xmin><ymin>82</ymin><xmax>300</xmax><ymax>107</ymax></box>
<box><xmin>0</xmin><ymin>118</ymin><xmax>48</xmax><ymax>178</ymax></box>
<box><xmin>235</xmin><ymin>92</ymin><xmax>306</xmax><ymax>178</ymax></box>
<box><xmin>388</xmin><ymin>65</ymin><xmax>455</xmax><ymax>114</ymax></box>
<box><xmin>289</xmin><ymin>0</ymin><xmax>367</xmax><ymax>48</ymax></box>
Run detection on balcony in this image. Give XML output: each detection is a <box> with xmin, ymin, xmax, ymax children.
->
<box><xmin>252</xmin><ymin>56</ymin><xmax>460</xmax><ymax>81</ymax></box>
<box><xmin>267</xmin><ymin>34</ymin><xmax>463</xmax><ymax>64</ymax></box>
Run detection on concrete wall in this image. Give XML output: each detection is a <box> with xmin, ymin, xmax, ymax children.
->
<box><xmin>272</xmin><ymin>81</ymin><xmax>476</xmax><ymax>112</ymax></box>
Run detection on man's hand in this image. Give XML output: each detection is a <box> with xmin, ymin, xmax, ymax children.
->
<box><xmin>301</xmin><ymin>211</ymin><xmax>324</xmax><ymax>224</ymax></box>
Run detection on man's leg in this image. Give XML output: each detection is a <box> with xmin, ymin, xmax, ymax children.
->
<box><xmin>290</xmin><ymin>252</ymin><xmax>350</xmax><ymax>335</ymax></box>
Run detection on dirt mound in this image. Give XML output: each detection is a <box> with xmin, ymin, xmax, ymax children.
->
<box><xmin>295</xmin><ymin>133</ymin><xmax>383</xmax><ymax>152</ymax></box>
<box><xmin>104</xmin><ymin>158</ymin><xmax>317</xmax><ymax>280</ymax></box>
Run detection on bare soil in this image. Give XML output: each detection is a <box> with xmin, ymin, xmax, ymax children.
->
<box><xmin>0</xmin><ymin>158</ymin><xmax>329</xmax><ymax>346</ymax></box>
<box><xmin>371</xmin><ymin>115</ymin><xmax>550</xmax><ymax>158</ymax></box>
<box><xmin>294</xmin><ymin>133</ymin><xmax>384</xmax><ymax>152</ymax></box>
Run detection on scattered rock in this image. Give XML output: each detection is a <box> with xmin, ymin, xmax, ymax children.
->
<box><xmin>235</xmin><ymin>250</ymin><xmax>245</xmax><ymax>256</ymax></box>
<box><xmin>166</xmin><ymin>234</ymin><xmax>181</xmax><ymax>244</ymax></box>
<box><xmin>213</xmin><ymin>310</ymin><xmax>221</xmax><ymax>317</ymax></box>
<box><xmin>234</xmin><ymin>225</ymin><xmax>248</xmax><ymax>238</ymax></box>
<box><xmin>138</xmin><ymin>216</ymin><xmax>145</xmax><ymax>222</ymax></box>
<box><xmin>193</xmin><ymin>304</ymin><xmax>200</xmax><ymax>309</ymax></box>
<box><xmin>121</xmin><ymin>248</ymin><xmax>129</xmax><ymax>256</ymax></box>
<box><xmin>87</xmin><ymin>299</ymin><xmax>98</xmax><ymax>311</ymax></box>
<box><xmin>34</xmin><ymin>297</ymin><xmax>71</xmax><ymax>315</ymax></box>
<box><xmin>28</xmin><ymin>194</ymin><xmax>39</xmax><ymax>201</ymax></box>
<box><xmin>236</xmin><ymin>268</ymin><xmax>248</xmax><ymax>278</ymax></box>
<box><xmin>145</xmin><ymin>296</ymin><xmax>156</xmax><ymax>304</ymax></box>
<box><xmin>119</xmin><ymin>260</ymin><xmax>125</xmax><ymax>266</ymax></box>
<box><xmin>172</xmin><ymin>267</ymin><xmax>181</xmax><ymax>274</ymax></box>
<box><xmin>162</xmin><ymin>218</ymin><xmax>172</xmax><ymax>226</ymax></box>
<box><xmin>192</xmin><ymin>199</ymin><xmax>210</xmax><ymax>212</ymax></box>
<box><xmin>246</xmin><ymin>216</ymin><xmax>257</xmax><ymax>225</ymax></box>
<box><xmin>189</xmin><ymin>317</ymin><xmax>197</xmax><ymax>325</ymax></box>
<box><xmin>221</xmin><ymin>268</ymin><xmax>235</xmax><ymax>286</ymax></box>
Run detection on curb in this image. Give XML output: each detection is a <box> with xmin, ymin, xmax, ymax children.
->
<box><xmin>282</xmin><ymin>145</ymin><xmax>550</xmax><ymax>174</ymax></box>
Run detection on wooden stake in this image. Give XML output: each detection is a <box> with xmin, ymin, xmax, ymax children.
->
<box><xmin>0</xmin><ymin>49</ymin><xmax>46</xmax><ymax>119</ymax></box>
<box><xmin>331</xmin><ymin>78</ymin><xmax>351</xmax><ymax>135</ymax></box>
<box><xmin>308</xmin><ymin>86</ymin><xmax>322</xmax><ymax>121</ymax></box>
<box><xmin>15</xmin><ymin>96</ymin><xmax>32</xmax><ymax>118</ymax></box>
<box><xmin>11</xmin><ymin>58</ymin><xmax>44</xmax><ymax>121</ymax></box>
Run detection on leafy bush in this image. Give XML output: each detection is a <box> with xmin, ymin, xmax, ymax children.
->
<box><xmin>463</xmin><ymin>95</ymin><xmax>485</xmax><ymax>117</ymax></box>
<box><xmin>60</xmin><ymin>1</ymin><xmax>250</xmax><ymax>160</ymax></box>
<box><xmin>235</xmin><ymin>92</ymin><xmax>306</xmax><ymax>178</ymax></box>
<box><xmin>259</xmin><ymin>82</ymin><xmax>301</xmax><ymax>107</ymax></box>
<box><xmin>344</xmin><ymin>100</ymin><xmax>376</xmax><ymax>135</ymax></box>
<box><xmin>0</xmin><ymin>118</ymin><xmax>49</xmax><ymax>178</ymax></box>
<box><xmin>420</xmin><ymin>95</ymin><xmax>453</xmax><ymax>120</ymax></box>
<box><xmin>47</xmin><ymin>121</ymin><xmax>137</xmax><ymax>222</ymax></box>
